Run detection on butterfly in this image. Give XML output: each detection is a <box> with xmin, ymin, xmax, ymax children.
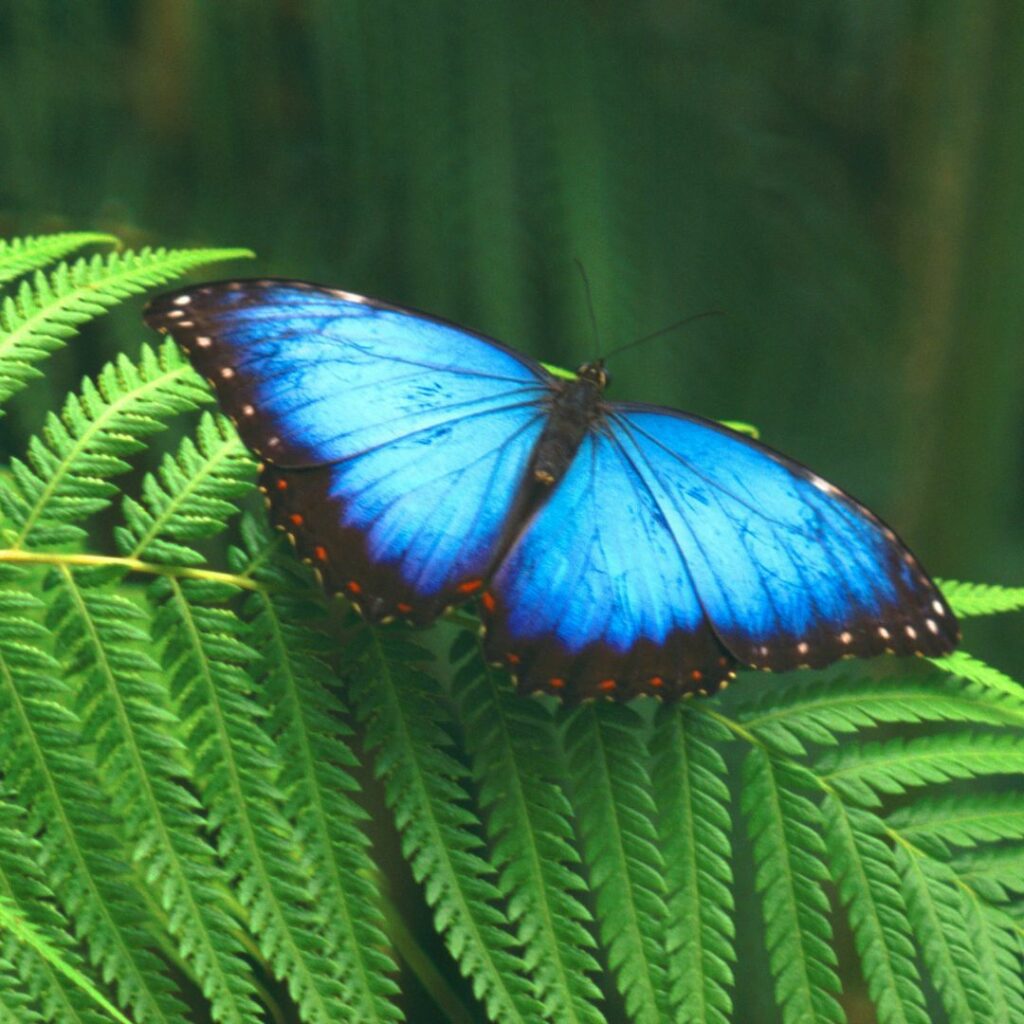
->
<box><xmin>144</xmin><ymin>279</ymin><xmax>959</xmax><ymax>702</ymax></box>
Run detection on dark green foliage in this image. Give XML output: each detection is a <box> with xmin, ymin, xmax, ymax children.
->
<box><xmin>0</xmin><ymin>233</ymin><xmax>1022</xmax><ymax>1023</ymax></box>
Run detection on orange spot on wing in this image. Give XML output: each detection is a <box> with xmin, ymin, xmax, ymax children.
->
<box><xmin>346</xmin><ymin>581</ymin><xmax>362</xmax><ymax>595</ymax></box>
<box><xmin>506</xmin><ymin>653</ymin><xmax>520</xmax><ymax>665</ymax></box>
<box><xmin>597</xmin><ymin>679</ymin><xmax>617</xmax><ymax>693</ymax></box>
<box><xmin>275</xmin><ymin>478</ymin><xmax>289</xmax><ymax>491</ymax></box>
<box><xmin>397</xmin><ymin>602</ymin><xmax>413</xmax><ymax>614</ymax></box>
<box><xmin>289</xmin><ymin>513</ymin><xmax>304</xmax><ymax>526</ymax></box>
<box><xmin>481</xmin><ymin>591</ymin><xmax>496</xmax><ymax>613</ymax></box>
<box><xmin>313</xmin><ymin>545</ymin><xmax>328</xmax><ymax>562</ymax></box>
<box><xmin>649</xmin><ymin>676</ymin><xmax>664</xmax><ymax>688</ymax></box>
<box><xmin>456</xmin><ymin>578</ymin><xmax>483</xmax><ymax>594</ymax></box>
<box><xmin>691</xmin><ymin>669</ymin><xmax>703</xmax><ymax>682</ymax></box>
<box><xmin>549</xmin><ymin>677</ymin><xmax>566</xmax><ymax>690</ymax></box>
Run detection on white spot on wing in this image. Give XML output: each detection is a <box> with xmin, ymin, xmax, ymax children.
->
<box><xmin>905</xmin><ymin>625</ymin><xmax>917</xmax><ymax>639</ymax></box>
<box><xmin>932</xmin><ymin>600</ymin><xmax>945</xmax><ymax>616</ymax></box>
<box><xmin>196</xmin><ymin>336</ymin><xmax>212</xmax><ymax>348</ymax></box>
<box><xmin>220</xmin><ymin>367</ymin><xmax>235</xmax><ymax>379</ymax></box>
<box><xmin>926</xmin><ymin>619</ymin><xmax>939</xmax><ymax>634</ymax></box>
<box><xmin>173</xmin><ymin>294</ymin><xmax>191</xmax><ymax>306</ymax></box>
<box><xmin>840</xmin><ymin>631</ymin><xmax>852</xmax><ymax>644</ymax></box>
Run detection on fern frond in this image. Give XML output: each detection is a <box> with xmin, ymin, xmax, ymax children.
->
<box><xmin>451</xmin><ymin>636</ymin><xmax>604</xmax><ymax>1024</ymax></box>
<box><xmin>960</xmin><ymin>890</ymin><xmax>1024</xmax><ymax>1021</ymax></box>
<box><xmin>741</xmin><ymin>748</ymin><xmax>843</xmax><ymax>1024</ymax></box>
<box><xmin>2</xmin><ymin>340</ymin><xmax>210</xmax><ymax>549</ymax></box>
<box><xmin>115</xmin><ymin>411</ymin><xmax>253</xmax><ymax>563</ymax></box>
<box><xmin>738</xmin><ymin>674</ymin><xmax>1024</xmax><ymax>757</ymax></box>
<box><xmin>0</xmin><ymin>949</ymin><xmax>43</xmax><ymax>1024</ymax></box>
<box><xmin>950</xmin><ymin>846</ymin><xmax>1024</xmax><ymax>903</ymax></box>
<box><xmin>122</xmin><ymin>428</ymin><xmax>351</xmax><ymax>1022</ymax></box>
<box><xmin>44</xmin><ymin>566</ymin><xmax>263</xmax><ymax>1024</ymax></box>
<box><xmin>932</xmin><ymin>650</ymin><xmax>1024</xmax><ymax>704</ymax></box>
<box><xmin>353</xmin><ymin>628</ymin><xmax>541</xmax><ymax>1024</ymax></box>
<box><xmin>0</xmin><ymin>799</ymin><xmax>106</xmax><ymax>1024</ymax></box>
<box><xmin>230</xmin><ymin>516</ymin><xmax>402</xmax><ymax>1024</ymax></box>
<box><xmin>0</xmin><ymin>245</ymin><xmax>251</xmax><ymax>409</ymax></box>
<box><xmin>888</xmin><ymin>792</ymin><xmax>1024</xmax><ymax>848</ymax></box>
<box><xmin>0</xmin><ymin>570</ymin><xmax>188</xmax><ymax>1024</ymax></box>
<box><xmin>561</xmin><ymin>703</ymin><xmax>668</xmax><ymax>1024</ymax></box>
<box><xmin>895</xmin><ymin>844</ymin><xmax>993</xmax><ymax>1022</ymax></box>
<box><xmin>939</xmin><ymin>579</ymin><xmax>1024</xmax><ymax>617</ymax></box>
<box><xmin>818</xmin><ymin>733</ymin><xmax>1024</xmax><ymax>807</ymax></box>
<box><xmin>0</xmin><ymin>233</ymin><xmax>115</xmax><ymax>285</ymax></box>
<box><xmin>821</xmin><ymin>796</ymin><xmax>929</xmax><ymax>1024</ymax></box>
<box><xmin>651</xmin><ymin>707</ymin><xmax>735</xmax><ymax>1024</ymax></box>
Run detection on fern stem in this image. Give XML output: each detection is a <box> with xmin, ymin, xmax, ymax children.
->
<box><xmin>0</xmin><ymin>549</ymin><xmax>268</xmax><ymax>591</ymax></box>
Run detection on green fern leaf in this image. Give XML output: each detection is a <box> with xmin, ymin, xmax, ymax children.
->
<box><xmin>821</xmin><ymin>796</ymin><xmax>929</xmax><ymax>1024</ymax></box>
<box><xmin>950</xmin><ymin>846</ymin><xmax>1024</xmax><ymax>903</ymax></box>
<box><xmin>352</xmin><ymin>628</ymin><xmax>542</xmax><ymax>1024</ymax></box>
<box><xmin>44</xmin><ymin>567</ymin><xmax>264</xmax><ymax>1024</ymax></box>
<box><xmin>230</xmin><ymin>516</ymin><xmax>403</xmax><ymax>1024</ymax></box>
<box><xmin>451</xmin><ymin>637</ymin><xmax>604</xmax><ymax>1024</ymax></box>
<box><xmin>932</xmin><ymin>651</ymin><xmax>1024</xmax><ymax>705</ymax></box>
<box><xmin>939</xmin><ymin>580</ymin><xmax>1024</xmax><ymax>617</ymax></box>
<box><xmin>2</xmin><ymin>340</ymin><xmax>210</xmax><ymax>549</ymax></box>
<box><xmin>0</xmin><ymin>571</ymin><xmax>188</xmax><ymax>1024</ymax></box>
<box><xmin>961</xmin><ymin>892</ymin><xmax>1024</xmax><ymax>1022</ymax></box>
<box><xmin>895</xmin><ymin>845</ymin><xmax>993</xmax><ymax>1022</ymax></box>
<box><xmin>738</xmin><ymin>674</ymin><xmax>1024</xmax><ymax>757</ymax></box>
<box><xmin>818</xmin><ymin>734</ymin><xmax>1024</xmax><ymax>807</ymax></box>
<box><xmin>888</xmin><ymin>793</ymin><xmax>1024</xmax><ymax>848</ymax></box>
<box><xmin>0</xmin><ymin>244</ymin><xmax>251</xmax><ymax>410</ymax></box>
<box><xmin>651</xmin><ymin>707</ymin><xmax>735</xmax><ymax>1024</ymax></box>
<box><xmin>121</xmin><ymin>424</ymin><xmax>352</xmax><ymax>1023</ymax></box>
<box><xmin>0</xmin><ymin>233</ymin><xmax>116</xmax><ymax>285</ymax></box>
<box><xmin>0</xmin><ymin>799</ymin><xmax>106</xmax><ymax>1024</ymax></box>
<box><xmin>741</xmin><ymin>748</ymin><xmax>843</xmax><ymax>1023</ymax></box>
<box><xmin>0</xmin><ymin>949</ymin><xmax>43</xmax><ymax>1024</ymax></box>
<box><xmin>561</xmin><ymin>703</ymin><xmax>668</xmax><ymax>1024</ymax></box>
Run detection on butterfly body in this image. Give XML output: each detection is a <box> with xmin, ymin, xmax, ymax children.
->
<box><xmin>145</xmin><ymin>279</ymin><xmax>958</xmax><ymax>702</ymax></box>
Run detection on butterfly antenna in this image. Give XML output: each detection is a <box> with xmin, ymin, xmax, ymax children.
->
<box><xmin>574</xmin><ymin>259</ymin><xmax>603</xmax><ymax>360</ymax></box>
<box><xmin>601</xmin><ymin>309</ymin><xmax>726</xmax><ymax>363</ymax></box>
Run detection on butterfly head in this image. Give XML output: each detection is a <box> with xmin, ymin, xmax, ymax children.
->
<box><xmin>577</xmin><ymin>360</ymin><xmax>610</xmax><ymax>391</ymax></box>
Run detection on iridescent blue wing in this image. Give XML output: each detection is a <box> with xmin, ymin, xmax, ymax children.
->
<box><xmin>483</xmin><ymin>430</ymin><xmax>739</xmax><ymax>702</ymax></box>
<box><xmin>484</xmin><ymin>405</ymin><xmax>957</xmax><ymax>700</ymax></box>
<box><xmin>145</xmin><ymin>280</ymin><xmax>552</xmax><ymax>620</ymax></box>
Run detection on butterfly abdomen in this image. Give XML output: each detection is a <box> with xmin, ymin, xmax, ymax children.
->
<box><xmin>530</xmin><ymin>376</ymin><xmax>604</xmax><ymax>486</ymax></box>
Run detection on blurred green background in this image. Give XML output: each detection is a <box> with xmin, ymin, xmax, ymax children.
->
<box><xmin>1</xmin><ymin>2</ymin><xmax>1023</xmax><ymax>1020</ymax></box>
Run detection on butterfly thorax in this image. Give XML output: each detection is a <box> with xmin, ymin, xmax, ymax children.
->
<box><xmin>531</xmin><ymin>365</ymin><xmax>607</xmax><ymax>486</ymax></box>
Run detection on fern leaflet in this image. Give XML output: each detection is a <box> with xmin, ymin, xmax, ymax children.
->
<box><xmin>741</xmin><ymin>748</ymin><xmax>843</xmax><ymax>1023</ymax></box>
<box><xmin>121</xmin><ymin>421</ymin><xmax>352</xmax><ymax>1023</ymax></box>
<box><xmin>0</xmin><ymin>233</ymin><xmax>115</xmax><ymax>285</ymax></box>
<box><xmin>652</xmin><ymin>707</ymin><xmax>735</xmax><ymax>1024</ymax></box>
<box><xmin>353</xmin><ymin>628</ymin><xmax>542</xmax><ymax>1024</ymax></box>
<box><xmin>818</xmin><ymin>733</ymin><xmax>1024</xmax><ymax>806</ymax></box>
<box><xmin>0</xmin><ymin>570</ymin><xmax>188</xmax><ymax>1024</ymax></box>
<box><xmin>561</xmin><ymin>703</ymin><xmax>668</xmax><ymax>1024</ymax></box>
<box><xmin>0</xmin><ymin>244</ymin><xmax>250</xmax><ymax>409</ymax></box>
<box><xmin>451</xmin><ymin>635</ymin><xmax>604</xmax><ymax>1024</ymax></box>
<box><xmin>822</xmin><ymin>796</ymin><xmax>929</xmax><ymax>1024</ymax></box>
<box><xmin>231</xmin><ymin>516</ymin><xmax>403</xmax><ymax>1024</ymax></box>
<box><xmin>940</xmin><ymin>580</ymin><xmax>1024</xmax><ymax>617</ymax></box>
<box><xmin>895</xmin><ymin>844</ymin><xmax>992</xmax><ymax>1022</ymax></box>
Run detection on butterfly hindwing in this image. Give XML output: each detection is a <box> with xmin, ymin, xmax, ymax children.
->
<box><xmin>483</xmin><ymin>430</ymin><xmax>738</xmax><ymax>701</ymax></box>
<box><xmin>606</xmin><ymin>404</ymin><xmax>959</xmax><ymax>670</ymax></box>
<box><xmin>146</xmin><ymin>280</ymin><xmax>553</xmax><ymax>619</ymax></box>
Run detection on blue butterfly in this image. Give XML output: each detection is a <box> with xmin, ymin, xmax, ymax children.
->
<box><xmin>145</xmin><ymin>280</ymin><xmax>958</xmax><ymax>701</ymax></box>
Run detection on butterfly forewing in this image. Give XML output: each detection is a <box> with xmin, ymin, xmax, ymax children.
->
<box><xmin>145</xmin><ymin>280</ymin><xmax>554</xmax><ymax>619</ymax></box>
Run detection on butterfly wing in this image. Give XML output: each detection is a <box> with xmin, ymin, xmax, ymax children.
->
<box><xmin>483</xmin><ymin>429</ymin><xmax>738</xmax><ymax>702</ymax></box>
<box><xmin>145</xmin><ymin>280</ymin><xmax>552</xmax><ymax>620</ymax></box>
<box><xmin>607</xmin><ymin>404</ymin><xmax>958</xmax><ymax>668</ymax></box>
<box><xmin>484</xmin><ymin>405</ymin><xmax>957</xmax><ymax>700</ymax></box>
